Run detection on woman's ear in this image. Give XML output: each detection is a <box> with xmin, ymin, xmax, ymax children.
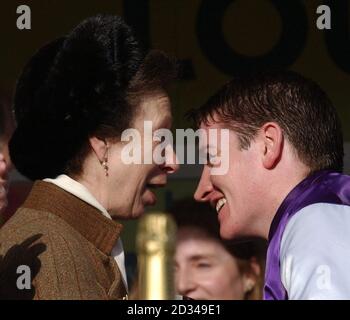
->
<box><xmin>249</xmin><ymin>257</ymin><xmax>261</xmax><ymax>278</ymax></box>
<box><xmin>243</xmin><ymin>257</ymin><xmax>261</xmax><ymax>294</ymax></box>
<box><xmin>89</xmin><ymin>136</ymin><xmax>108</xmax><ymax>164</ymax></box>
<box><xmin>259</xmin><ymin>122</ymin><xmax>284</xmax><ymax>169</ymax></box>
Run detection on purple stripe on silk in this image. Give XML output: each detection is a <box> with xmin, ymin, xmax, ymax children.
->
<box><xmin>264</xmin><ymin>170</ymin><xmax>350</xmax><ymax>300</ymax></box>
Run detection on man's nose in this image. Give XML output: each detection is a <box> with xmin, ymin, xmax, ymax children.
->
<box><xmin>194</xmin><ymin>166</ymin><xmax>213</xmax><ymax>202</ymax></box>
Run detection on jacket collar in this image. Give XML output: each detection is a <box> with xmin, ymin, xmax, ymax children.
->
<box><xmin>22</xmin><ymin>180</ymin><xmax>123</xmax><ymax>256</ymax></box>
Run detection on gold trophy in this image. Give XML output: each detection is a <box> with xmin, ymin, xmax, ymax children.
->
<box><xmin>136</xmin><ymin>212</ymin><xmax>177</xmax><ymax>300</ymax></box>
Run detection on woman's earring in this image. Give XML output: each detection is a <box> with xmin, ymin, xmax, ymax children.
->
<box><xmin>244</xmin><ymin>279</ymin><xmax>255</xmax><ymax>293</ymax></box>
<box><xmin>101</xmin><ymin>147</ymin><xmax>109</xmax><ymax>177</ymax></box>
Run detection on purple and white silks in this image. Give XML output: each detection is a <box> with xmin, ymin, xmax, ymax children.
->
<box><xmin>264</xmin><ymin>170</ymin><xmax>350</xmax><ymax>300</ymax></box>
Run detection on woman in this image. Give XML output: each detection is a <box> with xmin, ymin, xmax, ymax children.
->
<box><xmin>0</xmin><ymin>15</ymin><xmax>178</xmax><ymax>299</ymax></box>
<box><xmin>170</xmin><ymin>199</ymin><xmax>267</xmax><ymax>300</ymax></box>
<box><xmin>0</xmin><ymin>91</ymin><xmax>14</xmax><ymax>220</ymax></box>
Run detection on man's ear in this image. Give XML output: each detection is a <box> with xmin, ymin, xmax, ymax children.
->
<box><xmin>89</xmin><ymin>136</ymin><xmax>108</xmax><ymax>163</ymax></box>
<box><xmin>260</xmin><ymin>122</ymin><xmax>283</xmax><ymax>169</ymax></box>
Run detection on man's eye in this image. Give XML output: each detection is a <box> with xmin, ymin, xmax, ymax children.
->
<box><xmin>206</xmin><ymin>153</ymin><xmax>213</xmax><ymax>163</ymax></box>
<box><xmin>207</xmin><ymin>153</ymin><xmax>218</xmax><ymax>166</ymax></box>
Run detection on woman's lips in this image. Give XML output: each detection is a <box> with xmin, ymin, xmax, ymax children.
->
<box><xmin>143</xmin><ymin>182</ymin><xmax>166</xmax><ymax>206</ymax></box>
<box><xmin>143</xmin><ymin>188</ymin><xmax>157</xmax><ymax>206</ymax></box>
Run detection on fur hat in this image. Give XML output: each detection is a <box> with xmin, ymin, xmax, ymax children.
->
<box><xmin>9</xmin><ymin>15</ymin><xmax>144</xmax><ymax>180</ymax></box>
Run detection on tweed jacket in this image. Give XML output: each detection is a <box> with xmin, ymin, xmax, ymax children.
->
<box><xmin>0</xmin><ymin>180</ymin><xmax>127</xmax><ymax>300</ymax></box>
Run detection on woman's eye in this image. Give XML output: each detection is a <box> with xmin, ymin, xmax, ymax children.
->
<box><xmin>153</xmin><ymin>134</ymin><xmax>163</xmax><ymax>144</ymax></box>
<box><xmin>196</xmin><ymin>262</ymin><xmax>211</xmax><ymax>269</ymax></box>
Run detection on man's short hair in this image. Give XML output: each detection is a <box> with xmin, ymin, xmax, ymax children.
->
<box><xmin>189</xmin><ymin>70</ymin><xmax>344</xmax><ymax>173</ymax></box>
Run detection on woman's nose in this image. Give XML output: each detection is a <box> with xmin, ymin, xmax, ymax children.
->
<box><xmin>176</xmin><ymin>268</ymin><xmax>196</xmax><ymax>297</ymax></box>
<box><xmin>161</xmin><ymin>145</ymin><xmax>179</xmax><ymax>174</ymax></box>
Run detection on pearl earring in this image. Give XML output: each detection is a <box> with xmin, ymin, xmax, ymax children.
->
<box><xmin>100</xmin><ymin>146</ymin><xmax>109</xmax><ymax>177</ymax></box>
<box><xmin>244</xmin><ymin>279</ymin><xmax>255</xmax><ymax>293</ymax></box>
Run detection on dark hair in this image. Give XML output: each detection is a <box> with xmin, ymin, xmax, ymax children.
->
<box><xmin>169</xmin><ymin>198</ymin><xmax>266</xmax><ymax>260</ymax></box>
<box><xmin>9</xmin><ymin>15</ymin><xmax>178</xmax><ymax>180</ymax></box>
<box><xmin>65</xmin><ymin>50</ymin><xmax>178</xmax><ymax>175</ymax></box>
<box><xmin>188</xmin><ymin>70</ymin><xmax>344</xmax><ymax>173</ymax></box>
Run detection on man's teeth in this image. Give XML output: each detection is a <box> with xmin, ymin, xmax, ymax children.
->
<box><xmin>216</xmin><ymin>198</ymin><xmax>227</xmax><ymax>213</ymax></box>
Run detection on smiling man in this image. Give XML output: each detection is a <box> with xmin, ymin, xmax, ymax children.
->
<box><xmin>190</xmin><ymin>71</ymin><xmax>350</xmax><ymax>300</ymax></box>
